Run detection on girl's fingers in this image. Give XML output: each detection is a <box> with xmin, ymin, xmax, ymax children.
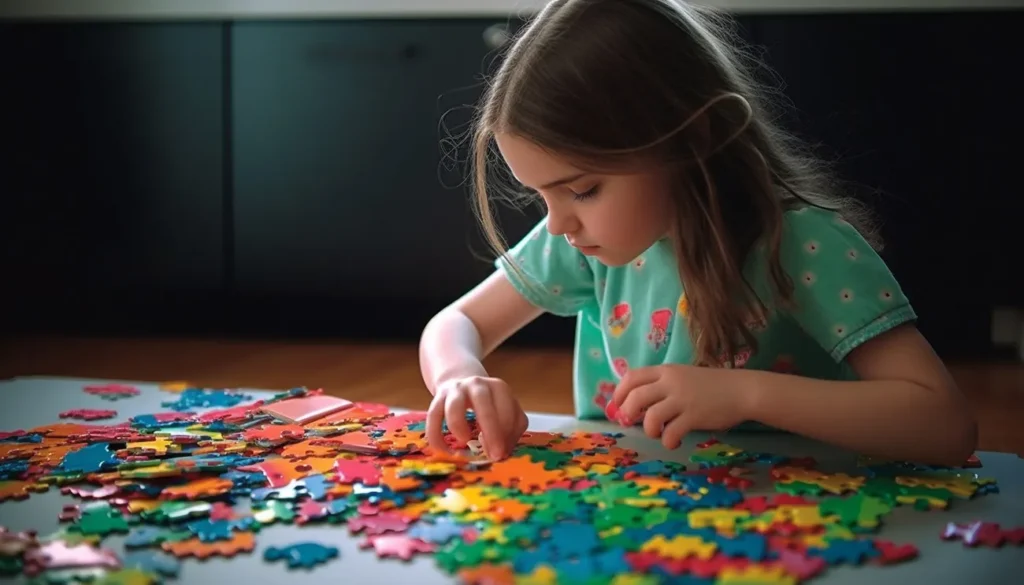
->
<box><xmin>425</xmin><ymin>392</ymin><xmax>449</xmax><ymax>453</ymax></box>
<box><xmin>660</xmin><ymin>414</ymin><xmax>692</xmax><ymax>450</ymax></box>
<box><xmin>641</xmin><ymin>399</ymin><xmax>677</xmax><ymax>439</ymax></box>
<box><xmin>443</xmin><ymin>391</ymin><xmax>474</xmax><ymax>446</ymax></box>
<box><xmin>467</xmin><ymin>384</ymin><xmax>504</xmax><ymax>459</ymax></box>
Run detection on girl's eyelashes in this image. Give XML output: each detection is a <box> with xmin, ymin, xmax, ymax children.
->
<box><xmin>519</xmin><ymin>184</ymin><xmax>599</xmax><ymax>201</ymax></box>
<box><xmin>571</xmin><ymin>185</ymin><xmax>600</xmax><ymax>201</ymax></box>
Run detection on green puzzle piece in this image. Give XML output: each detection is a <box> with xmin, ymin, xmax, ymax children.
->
<box><xmin>774</xmin><ymin>480</ymin><xmax>824</xmax><ymax>496</ymax></box>
<box><xmin>521</xmin><ymin>489</ymin><xmax>588</xmax><ymax>523</ymax></box>
<box><xmin>434</xmin><ymin>539</ymin><xmax>510</xmax><ymax>574</ymax></box>
<box><xmin>0</xmin><ymin>555</ymin><xmax>22</xmax><ymax>577</ymax></box>
<box><xmin>69</xmin><ymin>502</ymin><xmax>133</xmax><ymax>536</ymax></box>
<box><xmin>819</xmin><ymin>494</ymin><xmax>893</xmax><ymax>531</ymax></box>
<box><xmin>514</xmin><ymin>446</ymin><xmax>574</xmax><ymax>470</ymax></box>
<box><xmin>580</xmin><ymin>477</ymin><xmax>646</xmax><ymax>508</ymax></box>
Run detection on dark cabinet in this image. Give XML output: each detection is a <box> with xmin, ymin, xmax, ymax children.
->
<box><xmin>0</xmin><ymin>24</ymin><xmax>226</xmax><ymax>331</ymax></box>
<box><xmin>230</xmin><ymin>21</ymin><xmax>535</xmax><ymax>310</ymax></box>
<box><xmin>751</xmin><ymin>12</ymin><xmax>1024</xmax><ymax>357</ymax></box>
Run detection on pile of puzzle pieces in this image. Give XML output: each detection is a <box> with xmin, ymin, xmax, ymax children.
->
<box><xmin>0</xmin><ymin>382</ymin><xmax>1021</xmax><ymax>585</ymax></box>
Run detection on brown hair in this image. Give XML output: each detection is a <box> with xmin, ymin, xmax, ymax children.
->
<box><xmin>468</xmin><ymin>0</ymin><xmax>879</xmax><ymax>367</ymax></box>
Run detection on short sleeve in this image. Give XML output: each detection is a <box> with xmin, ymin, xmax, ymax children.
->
<box><xmin>494</xmin><ymin>216</ymin><xmax>597</xmax><ymax>317</ymax></box>
<box><xmin>776</xmin><ymin>207</ymin><xmax>917</xmax><ymax>362</ymax></box>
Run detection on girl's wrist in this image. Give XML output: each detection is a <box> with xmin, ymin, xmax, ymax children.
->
<box><xmin>736</xmin><ymin>368</ymin><xmax>767</xmax><ymax>422</ymax></box>
<box><xmin>431</xmin><ymin>361</ymin><xmax>489</xmax><ymax>392</ymax></box>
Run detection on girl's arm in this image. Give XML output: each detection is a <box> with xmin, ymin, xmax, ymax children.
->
<box><xmin>419</xmin><ymin>271</ymin><xmax>543</xmax><ymax>393</ymax></box>
<box><xmin>741</xmin><ymin>323</ymin><xmax>978</xmax><ymax>466</ymax></box>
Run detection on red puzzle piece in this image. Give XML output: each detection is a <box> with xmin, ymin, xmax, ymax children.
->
<box><xmin>59</xmin><ymin>409</ymin><xmax>118</xmax><ymax>421</ymax></box>
<box><xmin>941</xmin><ymin>521</ymin><xmax>1024</xmax><ymax>547</ymax></box>
<box><xmin>83</xmin><ymin>384</ymin><xmax>139</xmax><ymax>398</ymax></box>
<box><xmin>874</xmin><ymin>540</ymin><xmax>919</xmax><ymax>564</ymax></box>
<box><xmin>334</xmin><ymin>459</ymin><xmax>382</xmax><ymax>486</ymax></box>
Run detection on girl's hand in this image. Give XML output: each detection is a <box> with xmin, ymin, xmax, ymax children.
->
<box><xmin>426</xmin><ymin>375</ymin><xmax>529</xmax><ymax>460</ymax></box>
<box><xmin>610</xmin><ymin>365</ymin><xmax>754</xmax><ymax>449</ymax></box>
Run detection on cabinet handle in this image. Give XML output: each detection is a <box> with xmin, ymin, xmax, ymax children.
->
<box><xmin>483</xmin><ymin>24</ymin><xmax>511</xmax><ymax>50</ymax></box>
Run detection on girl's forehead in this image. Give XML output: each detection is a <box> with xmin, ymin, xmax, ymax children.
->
<box><xmin>495</xmin><ymin>133</ymin><xmax>584</xmax><ymax>187</ymax></box>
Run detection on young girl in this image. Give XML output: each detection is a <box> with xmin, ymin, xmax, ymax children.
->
<box><xmin>418</xmin><ymin>0</ymin><xmax>977</xmax><ymax>466</ymax></box>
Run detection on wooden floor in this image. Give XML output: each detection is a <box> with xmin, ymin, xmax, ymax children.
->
<box><xmin>1</xmin><ymin>335</ymin><xmax>1022</xmax><ymax>455</ymax></box>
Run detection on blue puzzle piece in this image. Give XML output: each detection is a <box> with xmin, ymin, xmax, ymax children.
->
<box><xmin>122</xmin><ymin>551</ymin><xmax>180</xmax><ymax>577</ymax></box>
<box><xmin>549</xmin><ymin>524</ymin><xmax>603</xmax><ymax>557</ymax></box>
<box><xmin>185</xmin><ymin>519</ymin><xmax>242</xmax><ymax>543</ymax></box>
<box><xmin>676</xmin><ymin>484</ymin><xmax>744</xmax><ymax>509</ymax></box>
<box><xmin>264</xmin><ymin>542</ymin><xmax>339</xmax><ymax>569</ymax></box>
<box><xmin>129</xmin><ymin>415</ymin><xmax>198</xmax><ymax>430</ymax></box>
<box><xmin>297</xmin><ymin>474</ymin><xmax>333</xmax><ymax>501</ymax></box>
<box><xmin>549</xmin><ymin>549</ymin><xmax>631</xmax><ymax>584</ymax></box>
<box><xmin>0</xmin><ymin>433</ymin><xmax>43</xmax><ymax>443</ymax></box>
<box><xmin>590</xmin><ymin>547</ymin><xmax>631</xmax><ymax>574</ymax></box>
<box><xmin>124</xmin><ymin>526</ymin><xmax>174</xmax><ymax>548</ymax></box>
<box><xmin>351</xmin><ymin>484</ymin><xmax>424</xmax><ymax>507</ymax></box>
<box><xmin>713</xmin><ymin>531</ymin><xmax>769</xmax><ymax>561</ymax></box>
<box><xmin>407</xmin><ymin>517</ymin><xmax>470</xmax><ymax>544</ymax></box>
<box><xmin>57</xmin><ymin>443</ymin><xmax>122</xmax><ymax>475</ymax></box>
<box><xmin>619</xmin><ymin>461</ymin><xmax>687</xmax><ymax>477</ymax></box>
<box><xmin>749</xmin><ymin>452</ymin><xmax>791</xmax><ymax>466</ymax></box>
<box><xmin>512</xmin><ymin>543</ymin><xmax>559</xmax><ymax>574</ymax></box>
<box><xmin>977</xmin><ymin>483</ymin><xmax>999</xmax><ymax>495</ymax></box>
<box><xmin>323</xmin><ymin>499</ymin><xmax>350</xmax><ymax>515</ymax></box>
<box><xmin>653</xmin><ymin>489</ymin><xmax>702</xmax><ymax>511</ymax></box>
<box><xmin>0</xmin><ymin>460</ymin><xmax>29</xmax><ymax>480</ymax></box>
<box><xmin>223</xmin><ymin>469</ymin><xmax>268</xmax><ymax>490</ymax></box>
<box><xmin>161</xmin><ymin>388</ymin><xmax>252</xmax><ymax>412</ymax></box>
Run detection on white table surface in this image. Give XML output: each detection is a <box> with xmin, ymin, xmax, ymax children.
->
<box><xmin>0</xmin><ymin>0</ymin><xmax>1020</xmax><ymax>20</ymax></box>
<box><xmin>0</xmin><ymin>376</ymin><xmax>1022</xmax><ymax>584</ymax></box>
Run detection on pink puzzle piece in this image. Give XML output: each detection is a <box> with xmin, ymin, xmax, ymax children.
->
<box><xmin>260</xmin><ymin>394</ymin><xmax>353</xmax><ymax>424</ymax></box>
<box><xmin>359</xmin><ymin>534</ymin><xmax>436</xmax><ymax>560</ymax></box>
<box><xmin>23</xmin><ymin>540</ymin><xmax>120</xmax><ymax>576</ymax></box>
<box><xmin>348</xmin><ymin>511</ymin><xmax>413</xmax><ymax>535</ymax></box>
<box><xmin>334</xmin><ymin>459</ymin><xmax>382</xmax><ymax>486</ymax></box>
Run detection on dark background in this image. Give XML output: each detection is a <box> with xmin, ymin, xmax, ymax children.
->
<box><xmin>1</xmin><ymin>9</ymin><xmax>1021</xmax><ymax>359</ymax></box>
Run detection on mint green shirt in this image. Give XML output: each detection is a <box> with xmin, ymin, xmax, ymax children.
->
<box><xmin>495</xmin><ymin>206</ymin><xmax>917</xmax><ymax>420</ymax></box>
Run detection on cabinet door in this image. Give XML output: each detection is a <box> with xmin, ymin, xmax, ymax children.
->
<box><xmin>752</xmin><ymin>11</ymin><xmax>1024</xmax><ymax>358</ymax></box>
<box><xmin>0</xmin><ymin>24</ymin><xmax>225</xmax><ymax>329</ymax></box>
<box><xmin>232</xmin><ymin>21</ymin><xmax>534</xmax><ymax>305</ymax></box>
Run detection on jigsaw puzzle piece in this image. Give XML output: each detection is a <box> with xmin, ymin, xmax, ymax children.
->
<box><xmin>264</xmin><ymin>542</ymin><xmax>340</xmax><ymax>569</ymax></box>
<box><xmin>941</xmin><ymin>521</ymin><xmax>1024</xmax><ymax>547</ymax></box>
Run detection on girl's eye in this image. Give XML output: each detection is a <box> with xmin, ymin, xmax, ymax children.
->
<box><xmin>572</xmin><ymin>186</ymin><xmax>599</xmax><ymax>201</ymax></box>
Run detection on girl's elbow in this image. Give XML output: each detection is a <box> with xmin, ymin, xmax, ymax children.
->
<box><xmin>952</xmin><ymin>416</ymin><xmax>979</xmax><ymax>465</ymax></box>
<box><xmin>936</xmin><ymin>409</ymin><xmax>978</xmax><ymax>468</ymax></box>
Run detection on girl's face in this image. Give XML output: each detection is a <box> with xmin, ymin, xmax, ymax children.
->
<box><xmin>495</xmin><ymin>132</ymin><xmax>676</xmax><ymax>266</ymax></box>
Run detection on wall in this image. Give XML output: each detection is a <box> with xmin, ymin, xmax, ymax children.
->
<box><xmin>0</xmin><ymin>3</ymin><xmax>1021</xmax><ymax>358</ymax></box>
